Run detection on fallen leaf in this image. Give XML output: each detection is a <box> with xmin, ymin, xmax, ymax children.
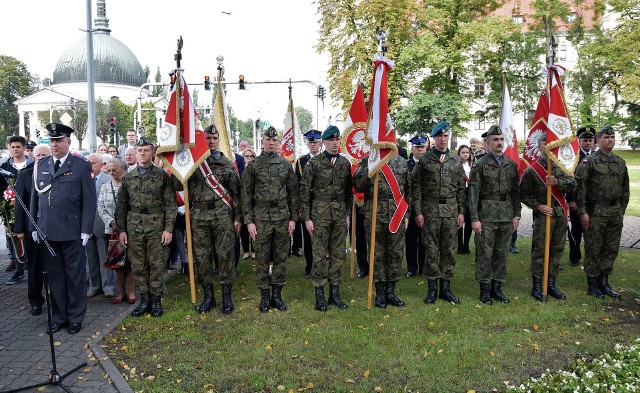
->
<box><xmin>121</xmin><ymin>345</ymin><xmax>128</xmax><ymax>352</ymax></box>
<box><xmin>490</xmin><ymin>351</ymin><xmax>495</xmax><ymax>357</ymax></box>
<box><xmin>277</xmin><ymin>385</ymin><xmax>285</xmax><ymax>391</ymax></box>
<box><xmin>265</xmin><ymin>345</ymin><xmax>272</xmax><ymax>351</ymax></box>
<box><xmin>374</xmin><ymin>387</ymin><xmax>383</xmax><ymax>392</ymax></box>
<box><xmin>54</xmin><ymin>342</ymin><xmax>61</xmax><ymax>346</ymax></box>
<box><xmin>533</xmin><ymin>324</ymin><xmax>539</xmax><ymax>331</ymax></box>
<box><xmin>363</xmin><ymin>369</ymin><xmax>370</xmax><ymax>378</ymax></box>
<box><xmin>166</xmin><ymin>368</ymin><xmax>173</xmax><ymax>372</ymax></box>
<box><xmin>603</xmin><ymin>317</ymin><xmax>609</xmax><ymax>322</ymax></box>
<box><xmin>77</xmin><ymin>376</ymin><xmax>85</xmax><ymax>381</ymax></box>
<box><xmin>437</xmin><ymin>349</ymin><xmax>444</xmax><ymax>354</ymax></box>
<box><xmin>306</xmin><ymin>382</ymin><xmax>314</xmax><ymax>388</ymax></box>
<box><xmin>428</xmin><ymin>321</ymin><xmax>435</xmax><ymax>328</ymax></box>
<box><xmin>345</xmin><ymin>378</ymin><xmax>355</xmax><ymax>383</ymax></box>
<box><xmin>304</xmin><ymin>340</ymin><xmax>309</xmax><ymax>345</ymax></box>
<box><xmin>467</xmin><ymin>390</ymin><xmax>476</xmax><ymax>393</ymax></box>
<box><xmin>523</xmin><ymin>329</ymin><xmax>530</xmax><ymax>333</ymax></box>
<box><xmin>176</xmin><ymin>379</ymin><xmax>182</xmax><ymax>383</ymax></box>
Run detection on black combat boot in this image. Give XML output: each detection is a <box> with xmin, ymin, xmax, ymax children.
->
<box><xmin>198</xmin><ymin>283</ymin><xmax>216</xmax><ymax>313</ymax></box>
<box><xmin>259</xmin><ymin>289</ymin><xmax>271</xmax><ymax>313</ymax></box>
<box><xmin>479</xmin><ymin>282</ymin><xmax>492</xmax><ymax>305</ymax></box>
<box><xmin>150</xmin><ymin>294</ymin><xmax>163</xmax><ymax>317</ymax></box>
<box><xmin>374</xmin><ymin>282</ymin><xmax>387</xmax><ymax>308</ymax></box>
<box><xmin>424</xmin><ymin>279</ymin><xmax>438</xmax><ymax>304</ymax></box>
<box><xmin>438</xmin><ymin>279</ymin><xmax>460</xmax><ymax>304</ymax></box>
<box><xmin>315</xmin><ymin>286</ymin><xmax>327</xmax><ymax>312</ymax></box>
<box><xmin>599</xmin><ymin>274</ymin><xmax>621</xmax><ymax>299</ymax></box>
<box><xmin>221</xmin><ymin>284</ymin><xmax>234</xmax><ymax>314</ymax></box>
<box><xmin>547</xmin><ymin>276</ymin><xmax>566</xmax><ymax>300</ymax></box>
<box><xmin>130</xmin><ymin>292</ymin><xmax>151</xmax><ymax>317</ymax></box>
<box><xmin>270</xmin><ymin>285</ymin><xmax>287</xmax><ymax>311</ymax></box>
<box><xmin>490</xmin><ymin>280</ymin><xmax>510</xmax><ymax>303</ymax></box>
<box><xmin>531</xmin><ymin>277</ymin><xmax>543</xmax><ymax>302</ymax></box>
<box><xmin>328</xmin><ymin>285</ymin><xmax>348</xmax><ymax>309</ymax></box>
<box><xmin>180</xmin><ymin>263</ymin><xmax>188</xmax><ymax>275</ymax></box>
<box><xmin>587</xmin><ymin>276</ymin><xmax>604</xmax><ymax>298</ymax></box>
<box><xmin>386</xmin><ymin>281</ymin><xmax>405</xmax><ymax>307</ymax></box>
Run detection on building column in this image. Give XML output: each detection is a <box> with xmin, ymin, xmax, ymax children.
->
<box><xmin>29</xmin><ymin>111</ymin><xmax>38</xmax><ymax>140</ymax></box>
<box><xmin>18</xmin><ymin>111</ymin><xmax>25</xmax><ymax>137</ymax></box>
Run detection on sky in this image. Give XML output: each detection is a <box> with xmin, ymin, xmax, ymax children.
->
<box><xmin>0</xmin><ymin>0</ymin><xmax>340</xmax><ymax>129</ymax></box>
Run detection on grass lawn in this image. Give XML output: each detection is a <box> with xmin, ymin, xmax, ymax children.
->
<box><xmin>105</xmin><ymin>240</ymin><xmax>640</xmax><ymax>393</ymax></box>
<box><xmin>627</xmin><ymin>169</ymin><xmax>640</xmax><ymax>217</ymax></box>
<box><xmin>615</xmin><ymin>149</ymin><xmax>640</xmax><ymax>166</ymax></box>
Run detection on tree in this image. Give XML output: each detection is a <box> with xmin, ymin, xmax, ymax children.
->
<box><xmin>295</xmin><ymin>106</ymin><xmax>313</xmax><ymax>132</ymax></box>
<box><xmin>141</xmin><ymin>102</ymin><xmax>157</xmax><ymax>142</ymax></box>
<box><xmin>152</xmin><ymin>67</ymin><xmax>163</xmax><ymax>97</ymax></box>
<box><xmin>0</xmin><ymin>55</ymin><xmax>36</xmax><ymax>141</ymax></box>
<box><xmin>144</xmin><ymin>65</ymin><xmax>150</xmax><ymax>82</ymax></box>
<box><xmin>395</xmin><ymin>92</ymin><xmax>470</xmax><ymax>136</ymax></box>
<box><xmin>73</xmin><ymin>102</ymin><xmax>88</xmax><ymax>149</ymax></box>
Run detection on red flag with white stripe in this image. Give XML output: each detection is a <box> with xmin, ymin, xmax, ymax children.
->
<box><xmin>546</xmin><ymin>65</ymin><xmax>579</xmax><ymax>175</ymax></box>
<box><xmin>499</xmin><ymin>80</ymin><xmax>520</xmax><ymax>165</ymax></box>
<box><xmin>157</xmin><ymin>71</ymin><xmax>196</xmax><ymax>154</ymax></box>
<box><xmin>340</xmin><ymin>85</ymin><xmax>369</xmax><ymax>206</ymax></box>
<box><xmin>519</xmin><ymin>90</ymin><xmax>550</xmax><ymax>177</ymax></box>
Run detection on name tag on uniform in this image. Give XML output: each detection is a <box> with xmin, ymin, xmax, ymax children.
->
<box><xmin>42</xmin><ymin>172</ymin><xmax>50</xmax><ymax>175</ymax></box>
<box><xmin>63</xmin><ymin>172</ymin><xmax>73</xmax><ymax>176</ymax></box>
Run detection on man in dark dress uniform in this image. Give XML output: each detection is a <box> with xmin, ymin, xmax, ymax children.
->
<box><xmin>405</xmin><ymin>134</ymin><xmax>428</xmax><ymax>278</ymax></box>
<box><xmin>30</xmin><ymin>124</ymin><xmax>97</xmax><ymax>334</ymax></box>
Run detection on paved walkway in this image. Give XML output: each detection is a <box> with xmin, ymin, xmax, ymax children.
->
<box><xmin>0</xmin><ymin>210</ymin><xmax>638</xmax><ymax>392</ymax></box>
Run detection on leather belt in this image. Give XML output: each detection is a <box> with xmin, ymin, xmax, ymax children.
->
<box><xmin>255</xmin><ymin>201</ymin><xmax>283</xmax><ymax>208</ymax></box>
<box><xmin>192</xmin><ymin>201</ymin><xmax>216</xmax><ymax>209</ymax></box>
<box><xmin>314</xmin><ymin>195</ymin><xmax>344</xmax><ymax>202</ymax></box>
<box><xmin>425</xmin><ymin>196</ymin><xmax>455</xmax><ymax>204</ymax></box>
<box><xmin>481</xmin><ymin>195</ymin><xmax>507</xmax><ymax>201</ymax></box>
<box><xmin>595</xmin><ymin>200</ymin><xmax>620</xmax><ymax>206</ymax></box>
<box><xmin>129</xmin><ymin>206</ymin><xmax>164</xmax><ymax>214</ymax></box>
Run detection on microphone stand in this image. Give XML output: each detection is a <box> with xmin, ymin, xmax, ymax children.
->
<box><xmin>1</xmin><ymin>173</ymin><xmax>86</xmax><ymax>393</ymax></box>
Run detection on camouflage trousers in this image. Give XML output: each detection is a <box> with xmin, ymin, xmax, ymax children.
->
<box><xmin>254</xmin><ymin>220</ymin><xmax>289</xmax><ymax>289</ymax></box>
<box><xmin>422</xmin><ymin>216</ymin><xmax>457</xmax><ymax>280</ymax></box>
<box><xmin>583</xmin><ymin>214</ymin><xmax>623</xmax><ymax>277</ymax></box>
<box><xmin>310</xmin><ymin>219</ymin><xmax>347</xmax><ymax>287</ymax></box>
<box><xmin>364</xmin><ymin>218</ymin><xmax>404</xmax><ymax>283</ymax></box>
<box><xmin>474</xmin><ymin>221</ymin><xmax>512</xmax><ymax>283</ymax></box>
<box><xmin>191</xmin><ymin>216</ymin><xmax>236</xmax><ymax>286</ymax></box>
<box><xmin>127</xmin><ymin>224</ymin><xmax>169</xmax><ymax>296</ymax></box>
<box><xmin>531</xmin><ymin>214</ymin><xmax>567</xmax><ymax>278</ymax></box>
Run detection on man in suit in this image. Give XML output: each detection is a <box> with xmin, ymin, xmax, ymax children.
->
<box><xmin>85</xmin><ymin>153</ymin><xmax>114</xmax><ymax>297</ymax></box>
<box><xmin>31</xmin><ymin>124</ymin><xmax>97</xmax><ymax>334</ymax></box>
<box><xmin>118</xmin><ymin>128</ymin><xmax>138</xmax><ymax>157</ymax></box>
<box><xmin>15</xmin><ymin>144</ymin><xmax>50</xmax><ymax>316</ymax></box>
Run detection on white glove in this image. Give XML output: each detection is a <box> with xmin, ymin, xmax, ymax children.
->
<box><xmin>81</xmin><ymin>233</ymin><xmax>91</xmax><ymax>247</ymax></box>
<box><xmin>177</xmin><ymin>206</ymin><xmax>185</xmax><ymax>215</ymax></box>
<box><xmin>32</xmin><ymin>231</ymin><xmax>38</xmax><ymax>242</ymax></box>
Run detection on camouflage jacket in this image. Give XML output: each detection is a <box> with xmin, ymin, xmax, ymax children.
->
<box><xmin>353</xmin><ymin>154</ymin><xmax>411</xmax><ymax>224</ymax></box>
<box><xmin>300</xmin><ymin>152</ymin><xmax>353</xmax><ymax>223</ymax></box>
<box><xmin>116</xmin><ymin>165</ymin><xmax>177</xmax><ymax>233</ymax></box>
<box><xmin>173</xmin><ymin>153</ymin><xmax>242</xmax><ymax>223</ymax></box>
<box><xmin>241</xmin><ymin>152</ymin><xmax>300</xmax><ymax>223</ymax></box>
<box><xmin>468</xmin><ymin>153</ymin><xmax>521</xmax><ymax>223</ymax></box>
<box><xmin>575</xmin><ymin>150</ymin><xmax>629</xmax><ymax>217</ymax></box>
<box><xmin>410</xmin><ymin>148</ymin><xmax>466</xmax><ymax>218</ymax></box>
<box><xmin>520</xmin><ymin>157</ymin><xmax>576</xmax><ymax>217</ymax></box>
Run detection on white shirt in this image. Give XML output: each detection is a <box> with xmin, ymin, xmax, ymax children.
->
<box><xmin>53</xmin><ymin>152</ymin><xmax>71</xmax><ymax>167</ymax></box>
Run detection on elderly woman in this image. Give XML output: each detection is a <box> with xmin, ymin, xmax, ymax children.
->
<box><xmin>98</xmin><ymin>157</ymin><xmax>137</xmax><ymax>304</ymax></box>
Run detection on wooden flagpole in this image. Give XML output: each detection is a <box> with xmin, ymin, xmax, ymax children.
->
<box><xmin>350</xmin><ymin>202</ymin><xmax>356</xmax><ymax>278</ymax></box>
<box><xmin>183</xmin><ymin>183</ymin><xmax>197</xmax><ymax>305</ymax></box>
<box><xmin>367</xmin><ymin>173</ymin><xmax>379</xmax><ymax>309</ymax></box>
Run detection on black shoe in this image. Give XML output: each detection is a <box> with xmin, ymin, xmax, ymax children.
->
<box><xmin>30</xmin><ymin>305</ymin><xmax>42</xmax><ymax>316</ymax></box>
<box><xmin>131</xmin><ymin>292</ymin><xmax>151</xmax><ymax>317</ymax></box>
<box><xmin>221</xmin><ymin>284</ymin><xmax>234</xmax><ymax>314</ymax></box>
<box><xmin>46</xmin><ymin>321</ymin><xmax>68</xmax><ymax>334</ymax></box>
<box><xmin>406</xmin><ymin>271</ymin><xmax>416</xmax><ymax>278</ymax></box>
<box><xmin>259</xmin><ymin>289</ymin><xmax>270</xmax><ymax>313</ymax></box>
<box><xmin>424</xmin><ymin>280</ymin><xmax>438</xmax><ymax>304</ymax></box>
<box><xmin>510</xmin><ymin>244</ymin><xmax>519</xmax><ymax>253</ymax></box>
<box><xmin>548</xmin><ymin>276</ymin><xmax>566</xmax><ymax>300</ymax></box>
<box><xmin>386</xmin><ymin>281</ymin><xmax>405</xmax><ymax>307</ymax></box>
<box><xmin>479</xmin><ymin>282</ymin><xmax>492</xmax><ymax>305</ymax></box>
<box><xmin>599</xmin><ymin>274</ymin><xmax>621</xmax><ymax>299</ymax></box>
<box><xmin>328</xmin><ymin>285</ymin><xmax>348</xmax><ymax>309</ymax></box>
<box><xmin>374</xmin><ymin>282</ymin><xmax>386</xmax><ymax>308</ymax></box>
<box><xmin>438</xmin><ymin>279</ymin><xmax>460</xmax><ymax>304</ymax></box>
<box><xmin>315</xmin><ymin>286</ymin><xmax>327</xmax><ymax>312</ymax></box>
<box><xmin>490</xmin><ymin>280</ymin><xmax>510</xmax><ymax>303</ymax></box>
<box><xmin>270</xmin><ymin>285</ymin><xmax>287</xmax><ymax>311</ymax></box>
<box><xmin>6</xmin><ymin>272</ymin><xmax>25</xmax><ymax>285</ymax></box>
<box><xmin>531</xmin><ymin>277</ymin><xmax>543</xmax><ymax>302</ymax></box>
<box><xmin>198</xmin><ymin>284</ymin><xmax>216</xmax><ymax>313</ymax></box>
<box><xmin>68</xmin><ymin>323</ymin><xmax>82</xmax><ymax>334</ymax></box>
<box><xmin>569</xmin><ymin>259</ymin><xmax>580</xmax><ymax>267</ymax></box>
<box><xmin>587</xmin><ymin>276</ymin><xmax>604</xmax><ymax>298</ymax></box>
<box><xmin>150</xmin><ymin>294</ymin><xmax>163</xmax><ymax>317</ymax></box>
<box><xmin>356</xmin><ymin>271</ymin><xmax>368</xmax><ymax>279</ymax></box>
<box><xmin>293</xmin><ymin>249</ymin><xmax>303</xmax><ymax>257</ymax></box>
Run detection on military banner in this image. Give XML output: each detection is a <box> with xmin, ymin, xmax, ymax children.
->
<box><xmin>212</xmin><ymin>66</ymin><xmax>236</xmax><ymax>169</ymax></box>
<box><xmin>499</xmin><ymin>79</ymin><xmax>520</xmax><ymax>165</ymax></box>
<box><xmin>519</xmin><ymin>90</ymin><xmax>550</xmax><ymax>177</ymax></box>
<box><xmin>546</xmin><ymin>65</ymin><xmax>579</xmax><ymax>175</ymax></box>
<box><xmin>340</xmin><ymin>84</ymin><xmax>369</xmax><ymax>206</ymax></box>
<box><xmin>281</xmin><ymin>87</ymin><xmax>306</xmax><ymax>163</ymax></box>
<box><xmin>159</xmin><ymin>129</ymin><xmax>210</xmax><ymax>184</ymax></box>
<box><xmin>157</xmin><ymin>70</ymin><xmax>196</xmax><ymax>154</ymax></box>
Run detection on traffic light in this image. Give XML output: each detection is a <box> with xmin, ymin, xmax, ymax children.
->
<box><xmin>204</xmin><ymin>75</ymin><xmax>211</xmax><ymax>91</ymax></box>
<box><xmin>318</xmin><ymin>86</ymin><xmax>326</xmax><ymax>100</ymax></box>
<box><xmin>255</xmin><ymin>119</ymin><xmax>260</xmax><ymax>130</ymax></box>
<box><xmin>109</xmin><ymin>117</ymin><xmax>117</xmax><ymax>134</ymax></box>
<box><xmin>239</xmin><ymin>75</ymin><xmax>245</xmax><ymax>90</ymax></box>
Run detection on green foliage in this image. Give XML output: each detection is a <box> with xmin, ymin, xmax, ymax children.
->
<box><xmin>295</xmin><ymin>106</ymin><xmax>313</xmax><ymax>132</ymax></box>
<box><xmin>394</xmin><ymin>91</ymin><xmax>470</xmax><ymax>136</ymax></box>
<box><xmin>152</xmin><ymin>67</ymin><xmax>164</xmax><ymax>97</ymax></box>
<box><xmin>0</xmin><ymin>55</ymin><xmax>36</xmax><ymax>141</ymax></box>
<box><xmin>141</xmin><ymin>102</ymin><xmax>157</xmax><ymax>142</ymax></box>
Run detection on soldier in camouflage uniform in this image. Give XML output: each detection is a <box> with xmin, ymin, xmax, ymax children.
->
<box><xmin>242</xmin><ymin>126</ymin><xmax>300</xmax><ymax>312</ymax></box>
<box><xmin>520</xmin><ymin>132</ymin><xmax>576</xmax><ymax>301</ymax></box>
<box><xmin>575</xmin><ymin>125</ymin><xmax>629</xmax><ymax>299</ymax></box>
<box><xmin>173</xmin><ymin>125</ymin><xmax>241</xmax><ymax>314</ymax></box>
<box><xmin>300</xmin><ymin>126</ymin><xmax>353</xmax><ymax>311</ymax></box>
<box><xmin>468</xmin><ymin>126</ymin><xmax>521</xmax><ymax>305</ymax></box>
<box><xmin>353</xmin><ymin>152</ymin><xmax>411</xmax><ymax>308</ymax></box>
<box><xmin>117</xmin><ymin>138</ymin><xmax>177</xmax><ymax>317</ymax></box>
<box><xmin>411</xmin><ymin>121</ymin><xmax>466</xmax><ymax>305</ymax></box>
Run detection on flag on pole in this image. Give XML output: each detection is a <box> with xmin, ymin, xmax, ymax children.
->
<box><xmin>340</xmin><ymin>85</ymin><xmax>369</xmax><ymax>206</ymax></box>
<box><xmin>519</xmin><ymin>90</ymin><xmax>550</xmax><ymax>176</ymax></box>
<box><xmin>281</xmin><ymin>87</ymin><xmax>306</xmax><ymax>163</ymax></box>
<box><xmin>546</xmin><ymin>65</ymin><xmax>579</xmax><ymax>175</ymax></box>
<box><xmin>212</xmin><ymin>70</ymin><xmax>236</xmax><ymax>168</ymax></box>
<box><xmin>157</xmin><ymin>71</ymin><xmax>196</xmax><ymax>154</ymax></box>
<box><xmin>159</xmin><ymin>129</ymin><xmax>210</xmax><ymax>184</ymax></box>
<box><xmin>499</xmin><ymin>79</ymin><xmax>520</xmax><ymax>165</ymax></box>
<box><xmin>365</xmin><ymin>55</ymin><xmax>407</xmax><ymax>233</ymax></box>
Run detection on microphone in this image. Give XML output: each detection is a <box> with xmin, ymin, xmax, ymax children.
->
<box><xmin>0</xmin><ymin>169</ymin><xmax>16</xmax><ymax>178</ymax></box>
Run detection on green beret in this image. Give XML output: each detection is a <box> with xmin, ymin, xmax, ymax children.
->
<box><xmin>597</xmin><ymin>125</ymin><xmax>615</xmax><ymax>137</ymax></box>
<box><xmin>430</xmin><ymin>121</ymin><xmax>450</xmax><ymax>137</ymax></box>
<box><xmin>322</xmin><ymin>125</ymin><xmax>340</xmax><ymax>140</ymax></box>
<box><xmin>263</xmin><ymin>126</ymin><xmax>278</xmax><ymax>138</ymax></box>
<box><xmin>486</xmin><ymin>125</ymin><xmax>502</xmax><ymax>137</ymax></box>
<box><xmin>135</xmin><ymin>137</ymin><xmax>154</xmax><ymax>147</ymax></box>
<box><xmin>204</xmin><ymin>124</ymin><xmax>218</xmax><ymax>135</ymax></box>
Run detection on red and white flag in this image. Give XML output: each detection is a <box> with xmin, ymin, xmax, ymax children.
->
<box><xmin>365</xmin><ymin>55</ymin><xmax>407</xmax><ymax>233</ymax></box>
<box><xmin>546</xmin><ymin>65</ymin><xmax>578</xmax><ymax>175</ymax></box>
<box><xmin>157</xmin><ymin>71</ymin><xmax>196</xmax><ymax>154</ymax></box>
<box><xmin>160</xmin><ymin>129</ymin><xmax>210</xmax><ymax>184</ymax></box>
<box><xmin>340</xmin><ymin>85</ymin><xmax>369</xmax><ymax>206</ymax></box>
<box><xmin>519</xmin><ymin>90</ymin><xmax>550</xmax><ymax>177</ymax></box>
<box><xmin>281</xmin><ymin>89</ymin><xmax>306</xmax><ymax>163</ymax></box>
<box><xmin>499</xmin><ymin>81</ymin><xmax>519</xmax><ymax>165</ymax></box>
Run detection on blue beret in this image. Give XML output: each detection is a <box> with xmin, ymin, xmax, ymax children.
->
<box><xmin>409</xmin><ymin>134</ymin><xmax>427</xmax><ymax>146</ymax></box>
<box><xmin>322</xmin><ymin>125</ymin><xmax>340</xmax><ymax>140</ymax></box>
<box><xmin>430</xmin><ymin>121</ymin><xmax>450</xmax><ymax>137</ymax></box>
<box><xmin>46</xmin><ymin>123</ymin><xmax>74</xmax><ymax>139</ymax></box>
<box><xmin>304</xmin><ymin>129</ymin><xmax>322</xmax><ymax>142</ymax></box>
